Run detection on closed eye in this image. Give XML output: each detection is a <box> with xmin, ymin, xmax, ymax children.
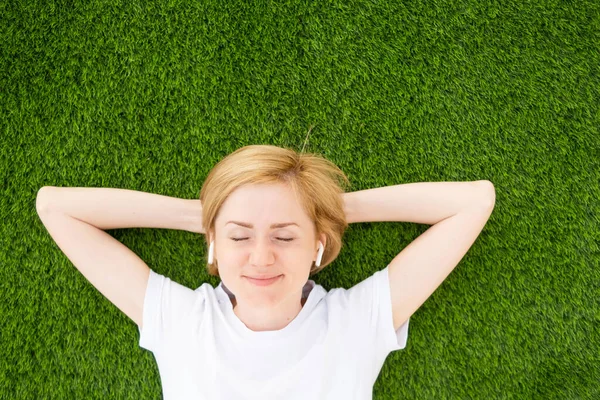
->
<box><xmin>231</xmin><ymin>238</ymin><xmax>294</xmax><ymax>242</ymax></box>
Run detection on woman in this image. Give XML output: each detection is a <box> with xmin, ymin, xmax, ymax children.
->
<box><xmin>36</xmin><ymin>144</ymin><xmax>495</xmax><ymax>399</ymax></box>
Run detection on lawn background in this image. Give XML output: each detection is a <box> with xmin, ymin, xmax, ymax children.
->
<box><xmin>1</xmin><ymin>0</ymin><xmax>599</xmax><ymax>398</ymax></box>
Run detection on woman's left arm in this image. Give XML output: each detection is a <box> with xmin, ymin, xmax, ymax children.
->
<box><xmin>342</xmin><ymin>180</ymin><xmax>495</xmax><ymax>226</ymax></box>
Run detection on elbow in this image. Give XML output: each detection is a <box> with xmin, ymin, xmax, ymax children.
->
<box><xmin>475</xmin><ymin>180</ymin><xmax>496</xmax><ymax>209</ymax></box>
<box><xmin>36</xmin><ymin>186</ymin><xmax>55</xmax><ymax>214</ymax></box>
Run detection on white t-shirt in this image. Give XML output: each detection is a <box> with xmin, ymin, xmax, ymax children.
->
<box><xmin>138</xmin><ymin>265</ymin><xmax>409</xmax><ymax>400</ymax></box>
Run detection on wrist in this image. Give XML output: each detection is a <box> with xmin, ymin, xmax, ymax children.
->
<box><xmin>184</xmin><ymin>199</ymin><xmax>205</xmax><ymax>234</ymax></box>
<box><xmin>342</xmin><ymin>192</ymin><xmax>357</xmax><ymax>225</ymax></box>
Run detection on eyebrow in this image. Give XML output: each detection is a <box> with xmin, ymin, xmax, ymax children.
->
<box><xmin>226</xmin><ymin>221</ymin><xmax>300</xmax><ymax>229</ymax></box>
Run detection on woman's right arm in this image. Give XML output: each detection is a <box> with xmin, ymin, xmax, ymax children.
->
<box><xmin>35</xmin><ymin>186</ymin><xmax>204</xmax><ymax>328</ymax></box>
<box><xmin>37</xmin><ymin>186</ymin><xmax>203</xmax><ymax>233</ymax></box>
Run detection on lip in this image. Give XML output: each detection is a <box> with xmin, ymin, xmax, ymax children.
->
<box><xmin>244</xmin><ymin>275</ymin><xmax>282</xmax><ymax>286</ymax></box>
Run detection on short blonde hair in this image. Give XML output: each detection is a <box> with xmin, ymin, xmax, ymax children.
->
<box><xmin>199</xmin><ymin>144</ymin><xmax>351</xmax><ymax>277</ymax></box>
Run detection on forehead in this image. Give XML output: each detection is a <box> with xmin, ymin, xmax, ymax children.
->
<box><xmin>218</xmin><ymin>183</ymin><xmax>310</xmax><ymax>228</ymax></box>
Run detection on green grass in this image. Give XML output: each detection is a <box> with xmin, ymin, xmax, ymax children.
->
<box><xmin>2</xmin><ymin>0</ymin><xmax>599</xmax><ymax>398</ymax></box>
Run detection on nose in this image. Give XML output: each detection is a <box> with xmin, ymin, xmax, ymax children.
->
<box><xmin>249</xmin><ymin>237</ymin><xmax>275</xmax><ymax>267</ymax></box>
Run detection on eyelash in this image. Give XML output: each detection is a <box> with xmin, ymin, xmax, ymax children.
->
<box><xmin>230</xmin><ymin>238</ymin><xmax>294</xmax><ymax>242</ymax></box>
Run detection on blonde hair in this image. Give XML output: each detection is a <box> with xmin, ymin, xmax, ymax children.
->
<box><xmin>199</xmin><ymin>144</ymin><xmax>351</xmax><ymax>277</ymax></box>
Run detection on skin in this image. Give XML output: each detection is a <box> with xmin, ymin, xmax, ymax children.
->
<box><xmin>207</xmin><ymin>182</ymin><xmax>327</xmax><ymax>332</ymax></box>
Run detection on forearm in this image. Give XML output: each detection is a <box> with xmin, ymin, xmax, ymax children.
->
<box><xmin>36</xmin><ymin>186</ymin><xmax>201</xmax><ymax>232</ymax></box>
<box><xmin>343</xmin><ymin>180</ymin><xmax>495</xmax><ymax>226</ymax></box>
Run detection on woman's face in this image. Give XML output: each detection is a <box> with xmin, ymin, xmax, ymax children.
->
<box><xmin>210</xmin><ymin>182</ymin><xmax>326</xmax><ymax>308</ymax></box>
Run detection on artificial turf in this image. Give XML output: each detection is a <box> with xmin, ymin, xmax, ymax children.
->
<box><xmin>2</xmin><ymin>0</ymin><xmax>599</xmax><ymax>398</ymax></box>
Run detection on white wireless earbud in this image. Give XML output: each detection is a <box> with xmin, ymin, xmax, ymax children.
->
<box><xmin>315</xmin><ymin>241</ymin><xmax>324</xmax><ymax>267</ymax></box>
<box><xmin>208</xmin><ymin>240</ymin><xmax>215</xmax><ymax>264</ymax></box>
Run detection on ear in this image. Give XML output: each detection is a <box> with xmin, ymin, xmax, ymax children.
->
<box><xmin>318</xmin><ymin>233</ymin><xmax>327</xmax><ymax>250</ymax></box>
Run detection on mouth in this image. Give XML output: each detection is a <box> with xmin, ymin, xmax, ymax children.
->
<box><xmin>244</xmin><ymin>275</ymin><xmax>282</xmax><ymax>286</ymax></box>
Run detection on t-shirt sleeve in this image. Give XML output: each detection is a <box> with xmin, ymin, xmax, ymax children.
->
<box><xmin>344</xmin><ymin>265</ymin><xmax>410</xmax><ymax>361</ymax></box>
<box><xmin>137</xmin><ymin>269</ymin><xmax>200</xmax><ymax>353</ymax></box>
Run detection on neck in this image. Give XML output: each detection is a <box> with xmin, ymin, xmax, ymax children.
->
<box><xmin>231</xmin><ymin>296</ymin><xmax>307</xmax><ymax>332</ymax></box>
